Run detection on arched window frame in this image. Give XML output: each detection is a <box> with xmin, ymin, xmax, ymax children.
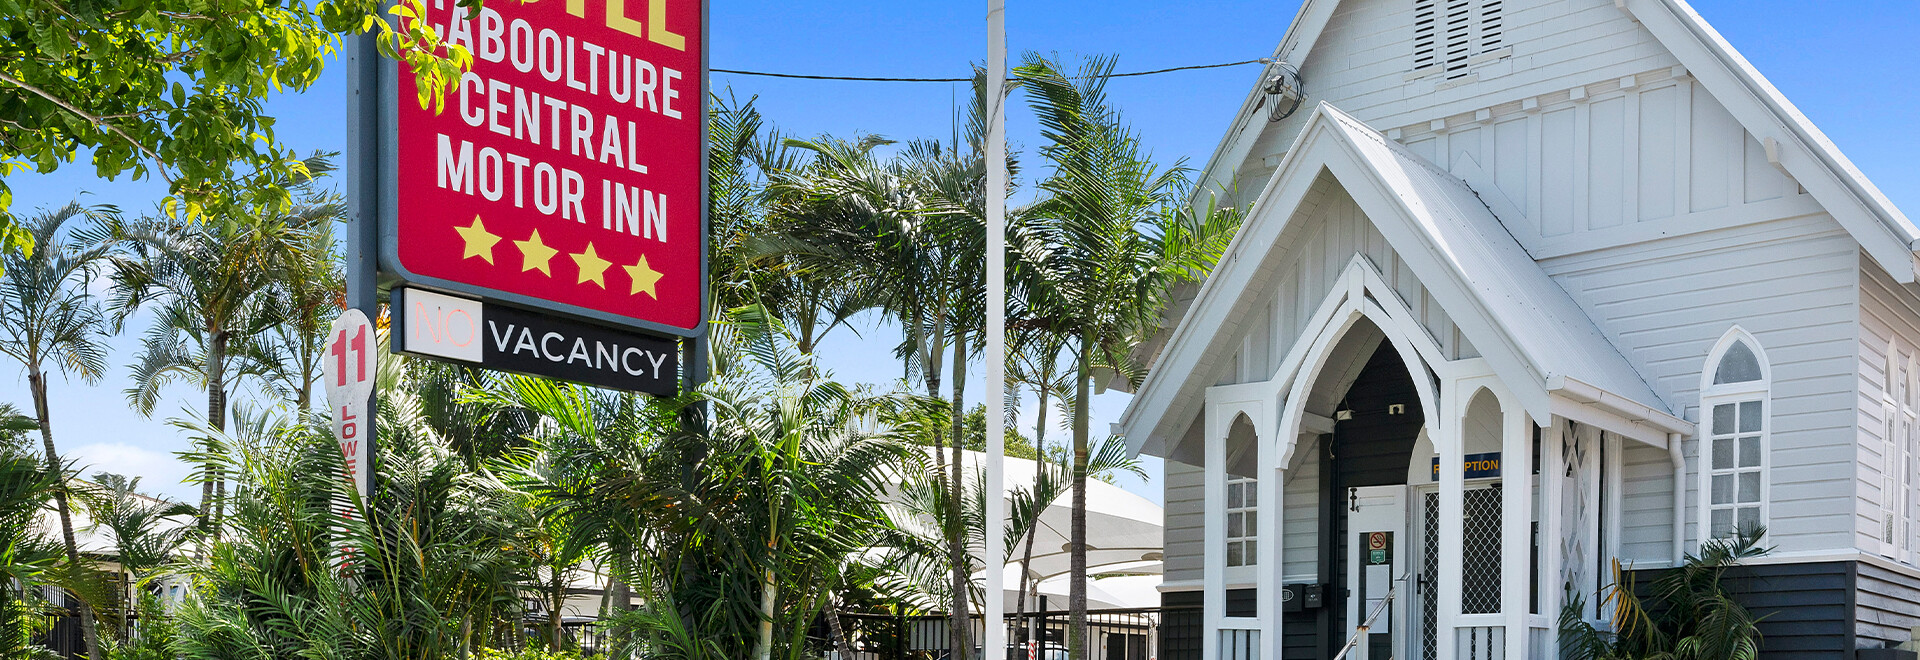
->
<box><xmin>1697</xmin><ymin>327</ymin><xmax>1771</xmax><ymax>546</ymax></box>
<box><xmin>1878</xmin><ymin>339</ymin><xmax>1919</xmax><ymax>564</ymax></box>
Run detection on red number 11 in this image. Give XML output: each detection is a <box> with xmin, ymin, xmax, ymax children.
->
<box><xmin>332</xmin><ymin>325</ymin><xmax>368</xmax><ymax>386</ymax></box>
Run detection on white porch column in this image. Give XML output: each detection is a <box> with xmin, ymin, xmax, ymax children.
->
<box><xmin>1501</xmin><ymin>406</ymin><xmax>1534</xmax><ymax>655</ymax></box>
<box><xmin>1436</xmin><ymin>386</ymin><xmax>1464</xmax><ymax>660</ymax></box>
<box><xmin>1257</xmin><ymin>427</ymin><xmax>1285</xmax><ymax>660</ymax></box>
<box><xmin>1540</xmin><ymin>417</ymin><xmax>1565</xmax><ymax>651</ymax></box>
<box><xmin>1203</xmin><ymin>412</ymin><xmax>1226</xmax><ymax>660</ymax></box>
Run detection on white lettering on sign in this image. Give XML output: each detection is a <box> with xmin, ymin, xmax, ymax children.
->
<box><xmin>324</xmin><ymin>309</ymin><xmax>379</xmax><ymax>509</ymax></box>
<box><xmin>403</xmin><ymin>289</ymin><xmax>485</xmax><ymax>362</ymax></box>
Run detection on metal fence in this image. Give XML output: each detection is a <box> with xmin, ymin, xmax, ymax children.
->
<box><xmin>825</xmin><ymin>607</ymin><xmax>1194</xmax><ymax>660</ymax></box>
<box><xmin>36</xmin><ymin>611</ymin><xmax>84</xmax><ymax>659</ymax></box>
<box><xmin>35</xmin><ymin>605</ymin><xmax>1196</xmax><ymax>660</ymax></box>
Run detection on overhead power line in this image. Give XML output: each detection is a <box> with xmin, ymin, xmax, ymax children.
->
<box><xmin>711</xmin><ymin>58</ymin><xmax>1268</xmax><ymax>83</ymax></box>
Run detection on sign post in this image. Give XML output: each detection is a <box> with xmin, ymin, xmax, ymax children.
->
<box><xmin>983</xmin><ymin>2</ymin><xmax>1007</xmax><ymax>660</ymax></box>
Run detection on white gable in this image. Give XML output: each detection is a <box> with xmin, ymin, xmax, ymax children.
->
<box><xmin>1195</xmin><ymin>0</ymin><xmax>1915</xmax><ymax>280</ymax></box>
<box><xmin>1123</xmin><ymin>103</ymin><xmax>1685</xmax><ymax>458</ymax></box>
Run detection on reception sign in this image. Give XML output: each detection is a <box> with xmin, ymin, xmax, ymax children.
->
<box><xmin>1431</xmin><ymin>452</ymin><xmax>1502</xmax><ymax>481</ymax></box>
<box><xmin>383</xmin><ymin>0</ymin><xmax>706</xmax><ymax>337</ymax></box>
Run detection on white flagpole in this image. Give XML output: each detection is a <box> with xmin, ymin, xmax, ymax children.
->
<box><xmin>984</xmin><ymin>0</ymin><xmax>1008</xmax><ymax>659</ymax></box>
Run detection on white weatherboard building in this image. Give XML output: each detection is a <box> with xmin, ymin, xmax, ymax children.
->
<box><xmin>1118</xmin><ymin>1</ymin><xmax>1920</xmax><ymax>658</ymax></box>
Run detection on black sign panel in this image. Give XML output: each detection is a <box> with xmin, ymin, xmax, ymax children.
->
<box><xmin>392</xmin><ymin>287</ymin><xmax>678</xmax><ymax>396</ymax></box>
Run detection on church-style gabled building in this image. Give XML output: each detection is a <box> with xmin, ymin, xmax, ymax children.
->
<box><xmin>1117</xmin><ymin>1</ymin><xmax>1920</xmax><ymax>658</ymax></box>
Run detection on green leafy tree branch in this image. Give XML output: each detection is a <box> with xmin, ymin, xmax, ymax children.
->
<box><xmin>0</xmin><ymin>0</ymin><xmax>474</xmax><ymax>259</ymax></box>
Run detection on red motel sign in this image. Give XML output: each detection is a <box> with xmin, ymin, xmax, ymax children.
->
<box><xmin>387</xmin><ymin>0</ymin><xmax>705</xmax><ymax>336</ymax></box>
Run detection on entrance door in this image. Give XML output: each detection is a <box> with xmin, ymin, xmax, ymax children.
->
<box><xmin>1346</xmin><ymin>485</ymin><xmax>1409</xmax><ymax>660</ymax></box>
<box><xmin>1411</xmin><ymin>483</ymin><xmax>1506</xmax><ymax>660</ymax></box>
<box><xmin>1413</xmin><ymin>487</ymin><xmax>1439</xmax><ymax>660</ymax></box>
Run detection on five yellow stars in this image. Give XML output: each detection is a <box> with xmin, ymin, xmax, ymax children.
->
<box><xmin>570</xmin><ymin>243</ymin><xmax>613</xmax><ymax>288</ymax></box>
<box><xmin>514</xmin><ymin>230</ymin><xmax>559</xmax><ymax>275</ymax></box>
<box><xmin>624</xmin><ymin>255</ymin><xmax>663</xmax><ymax>299</ymax></box>
<box><xmin>454</xmin><ymin>216</ymin><xmax>502</xmax><ymax>263</ymax></box>
<box><xmin>453</xmin><ymin>219</ymin><xmax>663</xmax><ymax>296</ymax></box>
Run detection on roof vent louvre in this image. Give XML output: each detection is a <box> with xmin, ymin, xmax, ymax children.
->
<box><xmin>1413</xmin><ymin>0</ymin><xmax>1440</xmax><ymax>70</ymax></box>
<box><xmin>1414</xmin><ymin>0</ymin><xmax>1505</xmax><ymax>79</ymax></box>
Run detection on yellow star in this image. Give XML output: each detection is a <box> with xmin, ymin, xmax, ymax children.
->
<box><xmin>453</xmin><ymin>216</ymin><xmax>501</xmax><ymax>264</ymax></box>
<box><xmin>623</xmin><ymin>254</ymin><xmax>664</xmax><ymax>299</ymax></box>
<box><xmin>571</xmin><ymin>243</ymin><xmax>612</xmax><ymax>288</ymax></box>
<box><xmin>514</xmin><ymin>230</ymin><xmax>559</xmax><ymax>276</ymax></box>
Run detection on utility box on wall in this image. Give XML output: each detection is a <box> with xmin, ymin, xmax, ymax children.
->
<box><xmin>1281</xmin><ymin>583</ymin><xmax>1325</xmax><ymax>613</ymax></box>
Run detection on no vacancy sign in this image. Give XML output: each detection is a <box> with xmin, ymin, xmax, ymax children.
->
<box><xmin>381</xmin><ymin>0</ymin><xmax>706</xmax><ymax>338</ymax></box>
<box><xmin>392</xmin><ymin>287</ymin><xmax>678</xmax><ymax>395</ymax></box>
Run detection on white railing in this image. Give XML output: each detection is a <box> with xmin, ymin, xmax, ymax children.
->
<box><xmin>1454</xmin><ymin>625</ymin><xmax>1505</xmax><ymax>660</ymax></box>
<box><xmin>1217</xmin><ymin>627</ymin><xmax>1259</xmax><ymax>660</ymax></box>
<box><xmin>1333</xmin><ymin>573</ymin><xmax>1408</xmax><ymax>660</ymax></box>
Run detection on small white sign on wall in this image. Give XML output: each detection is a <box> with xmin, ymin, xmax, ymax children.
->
<box><xmin>400</xmin><ymin>288</ymin><xmax>484</xmax><ymax>363</ymax></box>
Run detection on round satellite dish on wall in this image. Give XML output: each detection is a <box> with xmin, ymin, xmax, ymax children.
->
<box><xmin>1263</xmin><ymin>61</ymin><xmax>1305</xmax><ymax>123</ymax></box>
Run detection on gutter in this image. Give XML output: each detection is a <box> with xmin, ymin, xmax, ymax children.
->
<box><xmin>1669</xmin><ymin>432</ymin><xmax>1686</xmax><ymax>564</ymax></box>
<box><xmin>1545</xmin><ymin>374</ymin><xmax>1693</xmax><ymax>437</ymax></box>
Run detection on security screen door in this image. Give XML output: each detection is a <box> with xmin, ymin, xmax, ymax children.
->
<box><xmin>1347</xmin><ymin>485</ymin><xmax>1409</xmax><ymax>660</ymax></box>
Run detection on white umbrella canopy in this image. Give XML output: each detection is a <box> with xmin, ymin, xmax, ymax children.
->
<box><xmin>1003</xmin><ymin>481</ymin><xmax>1163</xmax><ymax>583</ymax></box>
<box><xmin>882</xmin><ymin>449</ymin><xmax>1167</xmax><ymax>609</ymax></box>
<box><xmin>995</xmin><ymin>562</ymin><xmax>1163</xmax><ymax>609</ymax></box>
<box><xmin>885</xmin><ymin>449</ymin><xmax>1162</xmax><ymax>575</ymax></box>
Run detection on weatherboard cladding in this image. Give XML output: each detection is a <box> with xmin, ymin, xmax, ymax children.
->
<box><xmin>1858</xmin><ymin>259</ymin><xmax>1920</xmax><ymax>561</ymax></box>
<box><xmin>1283</xmin><ymin>436</ymin><xmax>1320</xmax><ymax>583</ymax></box>
<box><xmin>1618</xmin><ymin>440</ymin><xmax>1674</xmax><ymax>565</ymax></box>
<box><xmin>1858</xmin><ymin>561</ymin><xmax>1920</xmax><ymax>649</ymax></box>
<box><xmin>1630</xmin><ymin>561</ymin><xmax>1920</xmax><ymax>658</ymax></box>
<box><xmin>1541</xmin><ymin>216</ymin><xmax>1862</xmax><ymax>554</ymax></box>
<box><xmin>1163</xmin><ymin>460</ymin><xmax>1203</xmax><ymax>586</ymax></box>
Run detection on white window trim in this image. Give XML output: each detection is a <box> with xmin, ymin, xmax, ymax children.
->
<box><xmin>1907</xmin><ymin>354</ymin><xmax>1920</xmax><ymax>566</ymax></box>
<box><xmin>1879</xmin><ymin>341</ymin><xmax>1920</xmax><ymax>565</ymax></box>
<box><xmin>1225</xmin><ymin>476</ymin><xmax>1258</xmax><ymax>569</ymax></box>
<box><xmin>1696</xmin><ymin>327</ymin><xmax>1771</xmax><ymax>549</ymax></box>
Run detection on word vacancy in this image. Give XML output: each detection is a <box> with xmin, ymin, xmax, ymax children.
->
<box><xmin>393</xmin><ymin>0</ymin><xmax>704</xmax><ymax>332</ymax></box>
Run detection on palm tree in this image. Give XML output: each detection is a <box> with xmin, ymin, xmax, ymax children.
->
<box><xmin>1561</xmin><ymin>528</ymin><xmax>1772</xmax><ymax>660</ymax></box>
<box><xmin>494</xmin><ymin>450</ymin><xmax>594</xmax><ymax>652</ymax></box>
<box><xmin>1009</xmin><ymin>333</ymin><xmax>1068</xmax><ymax>632</ymax></box>
<box><xmin>0</xmin><ymin>404</ymin><xmax>62</xmax><ymax>660</ymax></box>
<box><xmin>1015</xmin><ymin>54</ymin><xmax>1241</xmax><ymax>658</ymax></box>
<box><xmin>250</xmin><ymin>191</ymin><xmax>346</xmax><ymax>412</ymax></box>
<box><xmin>170</xmin><ymin>364</ymin><xmax>537</xmax><ymax>660</ymax></box>
<box><xmin>76</xmin><ymin>472</ymin><xmax>193</xmax><ymax>638</ymax></box>
<box><xmin>767</xmin><ymin>134</ymin><xmax>981</xmax><ymax>651</ymax></box>
<box><xmin>494</xmin><ymin>314</ymin><xmax>913</xmax><ymax>660</ymax></box>
<box><xmin>0</xmin><ymin>201</ymin><xmax>118</xmax><ymax>660</ymax></box>
<box><xmin>108</xmin><ymin>208</ymin><xmax>297</xmax><ymax>533</ymax></box>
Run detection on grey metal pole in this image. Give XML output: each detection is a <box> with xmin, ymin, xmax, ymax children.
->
<box><xmin>984</xmin><ymin>1</ymin><xmax>1008</xmax><ymax>659</ymax></box>
<box><xmin>344</xmin><ymin>28</ymin><xmax>381</xmax><ymax>501</ymax></box>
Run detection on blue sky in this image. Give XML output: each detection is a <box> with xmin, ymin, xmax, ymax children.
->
<box><xmin>3</xmin><ymin>0</ymin><xmax>1916</xmax><ymax>505</ymax></box>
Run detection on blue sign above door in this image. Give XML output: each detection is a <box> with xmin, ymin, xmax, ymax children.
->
<box><xmin>1431</xmin><ymin>452</ymin><xmax>1502</xmax><ymax>481</ymax></box>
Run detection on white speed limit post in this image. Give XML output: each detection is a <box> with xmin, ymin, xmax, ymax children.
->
<box><xmin>324</xmin><ymin>309</ymin><xmax>378</xmax><ymax>515</ymax></box>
